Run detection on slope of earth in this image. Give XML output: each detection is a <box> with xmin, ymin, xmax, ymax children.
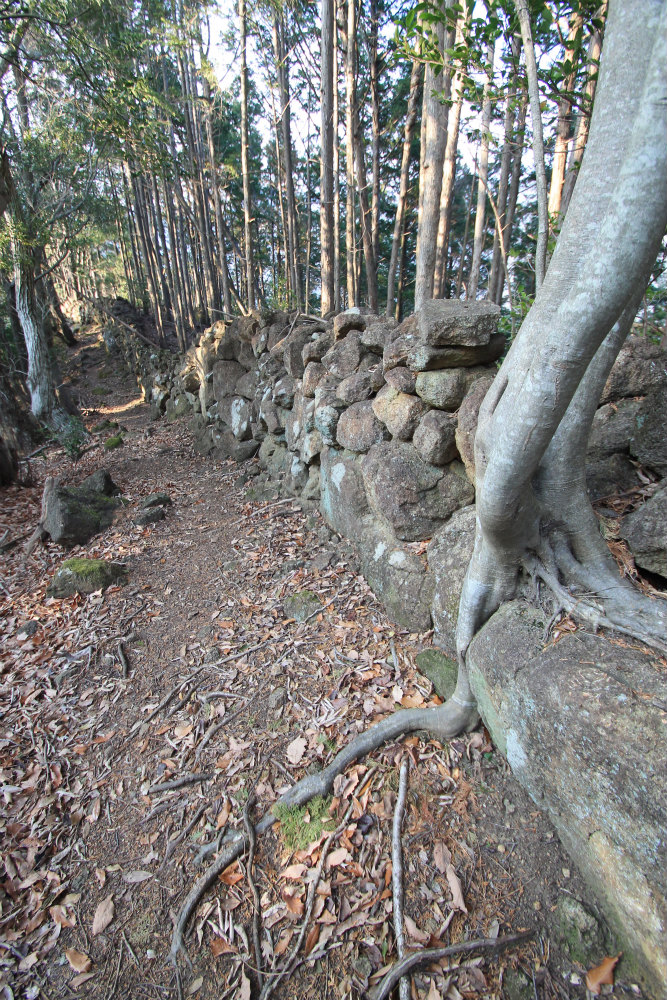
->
<box><xmin>0</xmin><ymin>325</ymin><xmax>643</xmax><ymax>1000</ymax></box>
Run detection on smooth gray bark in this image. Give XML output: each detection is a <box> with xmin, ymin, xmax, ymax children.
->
<box><xmin>320</xmin><ymin>0</ymin><xmax>335</xmax><ymax>314</ymax></box>
<box><xmin>453</xmin><ymin>0</ymin><xmax>667</xmax><ymax>727</ymax></box>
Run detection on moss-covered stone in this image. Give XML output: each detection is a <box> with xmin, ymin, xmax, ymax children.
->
<box><xmin>104</xmin><ymin>433</ymin><xmax>123</xmax><ymax>450</ymax></box>
<box><xmin>284</xmin><ymin>589</ymin><xmax>322</xmax><ymax>622</ymax></box>
<box><xmin>140</xmin><ymin>492</ymin><xmax>172</xmax><ymax>509</ymax></box>
<box><xmin>553</xmin><ymin>895</ymin><xmax>607</xmax><ymax>967</ymax></box>
<box><xmin>47</xmin><ymin>558</ymin><xmax>128</xmax><ymax>597</ymax></box>
<box><xmin>415</xmin><ymin>648</ymin><xmax>458</xmax><ymax>700</ymax></box>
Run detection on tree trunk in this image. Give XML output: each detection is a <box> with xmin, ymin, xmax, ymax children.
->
<box><xmin>320</xmin><ymin>0</ymin><xmax>336</xmax><ymax>315</ymax></box>
<box><xmin>414</xmin><ymin>5</ymin><xmax>451</xmax><ymax>309</ymax></box>
<box><xmin>467</xmin><ymin>42</ymin><xmax>494</xmax><ymax>300</ymax></box>
<box><xmin>386</xmin><ymin>60</ymin><xmax>421</xmax><ymax>317</ymax></box>
<box><xmin>344</xmin><ymin>0</ymin><xmax>357</xmax><ymax>307</ymax></box>
<box><xmin>493</xmin><ymin>90</ymin><xmax>527</xmax><ymax>305</ymax></box>
<box><xmin>560</xmin><ymin>7</ymin><xmax>606</xmax><ymax>221</ymax></box>
<box><xmin>488</xmin><ymin>35</ymin><xmax>520</xmax><ymax>304</ymax></box>
<box><xmin>547</xmin><ymin>12</ymin><xmax>583</xmax><ymax>227</ymax></box>
<box><xmin>449</xmin><ymin>0</ymin><xmax>667</xmax><ymax>740</ymax></box>
<box><xmin>200</xmin><ymin>66</ymin><xmax>232</xmax><ymax>317</ymax></box>
<box><xmin>515</xmin><ymin>0</ymin><xmax>548</xmax><ymax>290</ymax></box>
<box><xmin>369</xmin><ymin>0</ymin><xmax>381</xmax><ymax>269</ymax></box>
<box><xmin>239</xmin><ymin>0</ymin><xmax>256</xmax><ymax>312</ymax></box>
<box><xmin>333</xmin><ymin>4</ymin><xmax>341</xmax><ymax>311</ymax></box>
<box><xmin>273</xmin><ymin>13</ymin><xmax>303</xmax><ymax>311</ymax></box>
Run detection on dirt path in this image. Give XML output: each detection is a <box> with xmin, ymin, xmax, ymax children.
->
<box><xmin>0</xmin><ymin>327</ymin><xmax>634</xmax><ymax>1000</ymax></box>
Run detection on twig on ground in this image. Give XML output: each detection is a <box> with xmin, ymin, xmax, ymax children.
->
<box><xmin>194</xmin><ymin>698</ymin><xmax>256</xmax><ymax>762</ymax></box>
<box><xmin>117</xmin><ymin>641</ymin><xmax>130</xmax><ymax>678</ymax></box>
<box><xmin>160</xmin><ymin>803</ymin><xmax>207</xmax><ymax>870</ymax></box>
<box><xmin>243</xmin><ymin>789</ymin><xmax>263</xmax><ymax>989</ymax></box>
<box><xmin>369</xmin><ymin>931</ymin><xmax>535</xmax><ymax>1000</ymax></box>
<box><xmin>392</xmin><ymin>758</ymin><xmax>411</xmax><ymax>1000</ymax></box>
<box><xmin>147</xmin><ymin>772</ymin><xmax>213</xmax><ymax>795</ymax></box>
<box><xmin>259</xmin><ymin>799</ymin><xmax>356</xmax><ymax>1000</ymax></box>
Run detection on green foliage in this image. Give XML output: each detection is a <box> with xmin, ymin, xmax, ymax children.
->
<box><xmin>273</xmin><ymin>795</ymin><xmax>334</xmax><ymax>851</ymax></box>
<box><xmin>58</xmin><ymin>415</ymin><xmax>88</xmax><ymax>459</ymax></box>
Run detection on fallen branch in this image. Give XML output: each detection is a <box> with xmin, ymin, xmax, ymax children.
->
<box><xmin>117</xmin><ymin>641</ymin><xmax>130</xmax><ymax>678</ymax></box>
<box><xmin>147</xmin><ymin>772</ymin><xmax>213</xmax><ymax>795</ymax></box>
<box><xmin>392</xmin><ymin>758</ymin><xmax>410</xmax><ymax>1000</ymax></box>
<box><xmin>160</xmin><ymin>803</ymin><xmax>207</xmax><ymax>870</ymax></box>
<box><xmin>243</xmin><ymin>790</ymin><xmax>263</xmax><ymax>989</ymax></box>
<box><xmin>369</xmin><ymin>931</ymin><xmax>535</xmax><ymax>1000</ymax></box>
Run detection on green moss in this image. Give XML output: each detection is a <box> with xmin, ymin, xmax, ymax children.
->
<box><xmin>62</xmin><ymin>557</ymin><xmax>108</xmax><ymax>577</ymax></box>
<box><xmin>91</xmin><ymin>386</ymin><xmax>110</xmax><ymax>396</ymax></box>
<box><xmin>273</xmin><ymin>796</ymin><xmax>334</xmax><ymax>850</ymax></box>
<box><xmin>104</xmin><ymin>433</ymin><xmax>123</xmax><ymax>450</ymax></box>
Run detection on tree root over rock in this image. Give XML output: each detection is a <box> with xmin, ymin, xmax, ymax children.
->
<box><xmin>169</xmin><ymin>694</ymin><xmax>479</xmax><ymax>965</ymax></box>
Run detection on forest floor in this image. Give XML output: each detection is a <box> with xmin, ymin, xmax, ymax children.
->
<box><xmin>0</xmin><ymin>325</ymin><xmax>642</xmax><ymax>1000</ymax></box>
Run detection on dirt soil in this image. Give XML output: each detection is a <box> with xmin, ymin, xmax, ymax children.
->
<box><xmin>0</xmin><ymin>327</ymin><xmax>643</xmax><ymax>1000</ymax></box>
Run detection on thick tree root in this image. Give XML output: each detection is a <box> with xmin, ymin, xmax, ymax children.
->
<box><xmin>169</xmin><ymin>697</ymin><xmax>478</xmax><ymax>965</ymax></box>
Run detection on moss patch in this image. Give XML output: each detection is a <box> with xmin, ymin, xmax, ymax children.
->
<box><xmin>104</xmin><ymin>433</ymin><xmax>124</xmax><ymax>450</ymax></box>
<box><xmin>47</xmin><ymin>558</ymin><xmax>128</xmax><ymax>597</ymax></box>
<box><xmin>273</xmin><ymin>796</ymin><xmax>334</xmax><ymax>851</ymax></box>
<box><xmin>415</xmin><ymin>648</ymin><xmax>458</xmax><ymax>700</ymax></box>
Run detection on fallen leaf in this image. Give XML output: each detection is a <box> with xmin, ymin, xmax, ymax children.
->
<box><xmin>92</xmin><ymin>894</ymin><xmax>114</xmax><ymax>935</ymax></box>
<box><xmin>427</xmin><ymin>981</ymin><xmax>442</xmax><ymax>1000</ymax></box>
<box><xmin>404</xmin><ymin>914</ymin><xmax>429</xmax><ymax>944</ymax></box>
<box><xmin>326</xmin><ymin>847</ymin><xmax>349</xmax><ymax>869</ymax></box>
<box><xmin>304</xmin><ymin>923</ymin><xmax>320</xmax><ymax>955</ymax></box>
<box><xmin>174</xmin><ymin>723</ymin><xmax>193</xmax><ymax>740</ymax></box>
<box><xmin>286</xmin><ymin>737</ymin><xmax>307</xmax><ymax>765</ymax></box>
<box><xmin>433</xmin><ymin>841</ymin><xmax>451</xmax><ymax>874</ymax></box>
<box><xmin>445</xmin><ymin>865</ymin><xmax>467</xmax><ymax>914</ymax></box>
<box><xmin>280</xmin><ymin>863</ymin><xmax>307</xmax><ymax>880</ymax></box>
<box><xmin>239</xmin><ymin>968</ymin><xmax>252</xmax><ymax>1000</ymax></box>
<box><xmin>122</xmin><ymin>870</ymin><xmax>153</xmax><ymax>884</ymax></box>
<box><xmin>187</xmin><ymin>975</ymin><xmax>203</xmax><ymax>995</ymax></box>
<box><xmin>71</xmin><ymin>972</ymin><xmax>96</xmax><ymax>990</ymax></box>
<box><xmin>65</xmin><ymin>949</ymin><xmax>92</xmax><ymax>974</ymax></box>
<box><xmin>586</xmin><ymin>954</ymin><xmax>621</xmax><ymax>994</ymax></box>
<box><xmin>210</xmin><ymin>936</ymin><xmax>236</xmax><ymax>957</ymax></box>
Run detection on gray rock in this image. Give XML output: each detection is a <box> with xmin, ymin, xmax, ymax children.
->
<box><xmin>258</xmin><ymin>436</ymin><xmax>290</xmax><ymax>475</ymax></box>
<box><xmin>42</xmin><ymin>482</ymin><xmax>119</xmax><ymax>548</ymax></box>
<box><xmin>300</xmin><ymin>429</ymin><xmax>324</xmax><ymax>465</ymax></box>
<box><xmin>258</xmin><ymin>397</ymin><xmax>285</xmax><ymax>435</ymax></box>
<box><xmin>630</xmin><ymin>386</ymin><xmax>667</xmax><ymax>475</ymax></box>
<box><xmin>413</xmin><ymin>410</ymin><xmax>458</xmax><ymax>466</ymax></box>
<box><xmin>336</xmin><ymin>401</ymin><xmax>388</xmax><ymax>453</ymax></box>
<box><xmin>212</xmin><ymin>430</ymin><xmax>260</xmax><ymax>462</ymax></box>
<box><xmin>314</xmin><ymin>384</ymin><xmax>347</xmax><ymax>446</ymax></box>
<box><xmin>165</xmin><ymin>394</ymin><xmax>192</xmax><ymax>421</ymax></box>
<box><xmin>322</xmin><ymin>331</ymin><xmax>364</xmax><ymax>378</ymax></box>
<box><xmin>267</xmin><ymin>686</ymin><xmax>287</xmax><ymax>711</ymax></box>
<box><xmin>384</xmin><ymin>366</ymin><xmax>417</xmax><ymax>394</ymax></box>
<box><xmin>455</xmin><ymin>376</ymin><xmax>494</xmax><ymax>482</ymax></box>
<box><xmin>601</xmin><ymin>335</ymin><xmax>667</xmax><ymax>404</ymax></box>
<box><xmin>301</xmin><ymin>464</ymin><xmax>321</xmax><ymax>501</ymax></box>
<box><xmin>620</xmin><ymin>483</ymin><xmax>667</xmax><ymax>577</ymax></box>
<box><xmin>586</xmin><ymin>454</ymin><xmax>641</xmax><ymax>502</ymax></box>
<box><xmin>336</xmin><ymin>371</ymin><xmax>373</xmax><ymax>403</ymax></box>
<box><xmin>383</xmin><ymin>334</ymin><xmax>412</xmax><ymax>372</ymax></box>
<box><xmin>134</xmin><ymin>507</ymin><xmax>166</xmax><ymax>526</ymax></box>
<box><xmin>235</xmin><ymin>369</ymin><xmax>259</xmax><ymax>400</ymax></box>
<box><xmin>333</xmin><ymin>310</ymin><xmax>366</xmax><ymax>340</ymax></box>
<box><xmin>467</xmin><ymin>600</ymin><xmax>667</xmax><ymax>996</ymax></box>
<box><xmin>357</xmin><ymin>517</ymin><xmax>434</xmax><ymax>631</ymax></box>
<box><xmin>361</xmin><ymin>321</ymin><xmax>396</xmax><ymax>354</ymax></box>
<box><xmin>320</xmin><ymin>447</ymin><xmax>370</xmax><ymax>542</ymax></box>
<box><xmin>554</xmin><ymin>895</ymin><xmax>607</xmax><ymax>967</ymax></box>
<box><xmin>230</xmin><ymin>397</ymin><xmax>253</xmax><ymax>440</ymax></box>
<box><xmin>302</xmin><ymin>362</ymin><xmax>326</xmax><ymax>398</ymax></box>
<box><xmin>427</xmin><ymin>505</ymin><xmax>476</xmax><ymax>655</ymax></box>
<box><xmin>587</xmin><ymin>399</ymin><xmax>642</xmax><ymax>461</ymax></box>
<box><xmin>285</xmin><ymin>455</ymin><xmax>309</xmax><ymax>494</ymax></box>
<box><xmin>416</xmin><ymin>299</ymin><xmax>500</xmax><ymax>347</ymax></box>
<box><xmin>273</xmin><ymin>375</ymin><xmax>296</xmax><ymax>409</ymax></box>
<box><xmin>283</xmin><ymin>329</ymin><xmax>316</xmax><ymax>379</ymax></box>
<box><xmin>211</xmin><ymin>360</ymin><xmax>246</xmax><ymax>402</ymax></box>
<box><xmin>47</xmin><ymin>558</ymin><xmax>128</xmax><ymax>597</ymax></box>
<box><xmin>303</xmin><ymin>331</ymin><xmax>334</xmax><ymax>365</ymax></box>
<box><xmin>407</xmin><ymin>334</ymin><xmax>506</xmax><ymax>372</ymax></box>
<box><xmin>362</xmin><ymin>442</ymin><xmax>474</xmax><ymax>542</ymax></box>
<box><xmin>80</xmin><ymin>469</ymin><xmax>118</xmax><ymax>495</ymax></box>
<box><xmin>371</xmin><ymin>386</ymin><xmax>427</xmax><ymax>440</ymax></box>
<box><xmin>415</xmin><ymin>369</ymin><xmax>467</xmax><ymax>411</ymax></box>
<box><xmin>140</xmin><ymin>492</ymin><xmax>172</xmax><ymax>509</ymax></box>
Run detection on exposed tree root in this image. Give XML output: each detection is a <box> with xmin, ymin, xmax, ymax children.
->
<box><xmin>369</xmin><ymin>931</ymin><xmax>535</xmax><ymax>1000</ymax></box>
<box><xmin>391</xmin><ymin>758</ymin><xmax>411</xmax><ymax>1000</ymax></box>
<box><xmin>169</xmin><ymin>696</ymin><xmax>479</xmax><ymax>965</ymax></box>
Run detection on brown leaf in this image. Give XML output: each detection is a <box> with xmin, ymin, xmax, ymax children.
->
<box><xmin>92</xmin><ymin>894</ymin><xmax>114</xmax><ymax>935</ymax></box>
<box><xmin>239</xmin><ymin>968</ymin><xmax>252</xmax><ymax>1000</ymax></box>
<box><xmin>210</xmin><ymin>936</ymin><xmax>236</xmax><ymax>957</ymax></box>
<box><xmin>65</xmin><ymin>949</ymin><xmax>92</xmax><ymax>973</ymax></box>
<box><xmin>404</xmin><ymin>914</ymin><xmax>430</xmax><ymax>944</ymax></box>
<box><xmin>304</xmin><ymin>923</ymin><xmax>320</xmax><ymax>956</ymax></box>
<box><xmin>280</xmin><ymin>863</ymin><xmax>307</xmax><ymax>880</ymax></box>
<box><xmin>433</xmin><ymin>841</ymin><xmax>451</xmax><ymax>874</ymax></box>
<box><xmin>122</xmin><ymin>870</ymin><xmax>153</xmax><ymax>884</ymax></box>
<box><xmin>286</xmin><ymin>737</ymin><xmax>307</xmax><ymax>765</ymax></box>
<box><xmin>71</xmin><ymin>972</ymin><xmax>96</xmax><ymax>990</ymax></box>
<box><xmin>445</xmin><ymin>865</ymin><xmax>467</xmax><ymax>914</ymax></box>
<box><xmin>326</xmin><ymin>847</ymin><xmax>349</xmax><ymax>869</ymax></box>
<box><xmin>586</xmin><ymin>954</ymin><xmax>621</xmax><ymax>994</ymax></box>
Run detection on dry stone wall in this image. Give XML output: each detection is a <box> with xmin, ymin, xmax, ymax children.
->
<box><xmin>104</xmin><ymin>306</ymin><xmax>667</xmax><ymax>650</ymax></box>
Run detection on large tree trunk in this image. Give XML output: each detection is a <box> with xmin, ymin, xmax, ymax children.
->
<box><xmin>239</xmin><ymin>0</ymin><xmax>256</xmax><ymax>312</ymax></box>
<box><xmin>488</xmin><ymin>35</ymin><xmax>520</xmax><ymax>305</ymax></box>
<box><xmin>273</xmin><ymin>13</ymin><xmax>303</xmax><ymax>311</ymax></box>
<box><xmin>449</xmin><ymin>0</ymin><xmax>667</xmax><ymax>737</ymax></box>
<box><xmin>547</xmin><ymin>12</ymin><xmax>583</xmax><ymax>226</ymax></box>
<box><xmin>386</xmin><ymin>61</ymin><xmax>421</xmax><ymax>318</ymax></box>
<box><xmin>467</xmin><ymin>42</ymin><xmax>494</xmax><ymax>300</ymax></box>
<box><xmin>344</xmin><ymin>0</ymin><xmax>357</xmax><ymax>307</ymax></box>
<box><xmin>320</xmin><ymin>0</ymin><xmax>336</xmax><ymax>315</ymax></box>
<box><xmin>414</xmin><ymin>6</ymin><xmax>450</xmax><ymax>309</ymax></box>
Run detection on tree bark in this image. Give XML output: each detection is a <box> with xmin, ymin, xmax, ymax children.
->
<box><xmin>515</xmin><ymin>0</ymin><xmax>548</xmax><ymax>290</ymax></box>
<box><xmin>320</xmin><ymin>0</ymin><xmax>336</xmax><ymax>315</ymax></box>
<box><xmin>467</xmin><ymin>42</ymin><xmax>494</xmax><ymax>300</ymax></box>
<box><xmin>488</xmin><ymin>35</ymin><xmax>521</xmax><ymax>304</ymax></box>
<box><xmin>239</xmin><ymin>0</ymin><xmax>256</xmax><ymax>311</ymax></box>
<box><xmin>414</xmin><ymin>4</ymin><xmax>451</xmax><ymax>309</ymax></box>
<box><xmin>453</xmin><ymin>0</ymin><xmax>667</xmax><ymax>732</ymax></box>
<box><xmin>344</xmin><ymin>0</ymin><xmax>357</xmax><ymax>307</ymax></box>
<box><xmin>386</xmin><ymin>61</ymin><xmax>421</xmax><ymax>317</ymax></box>
<box><xmin>547</xmin><ymin>12</ymin><xmax>583</xmax><ymax>226</ymax></box>
<box><xmin>273</xmin><ymin>13</ymin><xmax>303</xmax><ymax>311</ymax></box>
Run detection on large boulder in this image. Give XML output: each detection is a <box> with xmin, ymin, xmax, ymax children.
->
<box><xmin>333</xmin><ymin>310</ymin><xmax>366</xmax><ymax>340</ymax></box>
<box><xmin>320</xmin><ymin>447</ymin><xmax>370</xmax><ymax>542</ymax></box>
<box><xmin>427</xmin><ymin>505</ymin><xmax>476</xmax><ymax>654</ymax></box>
<box><xmin>415</xmin><ymin>369</ymin><xmax>467</xmax><ymax>411</ymax></box>
<box><xmin>587</xmin><ymin>399</ymin><xmax>642</xmax><ymax>461</ymax></box>
<box><xmin>586</xmin><ymin>454</ymin><xmax>641</xmax><ymax>502</ymax></box>
<box><xmin>362</xmin><ymin>442</ymin><xmax>473</xmax><ymax>542</ymax></box>
<box><xmin>211</xmin><ymin>360</ymin><xmax>246</xmax><ymax>403</ymax></box>
<box><xmin>455</xmin><ymin>376</ymin><xmax>494</xmax><ymax>482</ymax></box>
<box><xmin>357</xmin><ymin>517</ymin><xmax>434</xmax><ymax>632</ymax></box>
<box><xmin>630</xmin><ymin>387</ymin><xmax>667</xmax><ymax>476</ymax></box>
<box><xmin>413</xmin><ymin>410</ymin><xmax>458</xmax><ymax>466</ymax></box>
<box><xmin>416</xmin><ymin>299</ymin><xmax>500</xmax><ymax>347</ymax></box>
<box><xmin>321</xmin><ymin>331</ymin><xmax>365</xmax><ymax>378</ymax></box>
<box><xmin>47</xmin><ymin>558</ymin><xmax>128</xmax><ymax>597</ymax></box>
<box><xmin>467</xmin><ymin>600</ymin><xmax>667</xmax><ymax>997</ymax></box>
<box><xmin>371</xmin><ymin>386</ymin><xmax>428</xmax><ymax>440</ymax></box>
<box><xmin>336</xmin><ymin>370</ymin><xmax>374</xmax><ymax>403</ymax></box>
<box><xmin>406</xmin><ymin>334</ymin><xmax>505</xmax><ymax>372</ymax></box>
<box><xmin>42</xmin><ymin>476</ymin><xmax>120</xmax><ymax>547</ymax></box>
<box><xmin>620</xmin><ymin>483</ymin><xmax>667</xmax><ymax>578</ymax></box>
